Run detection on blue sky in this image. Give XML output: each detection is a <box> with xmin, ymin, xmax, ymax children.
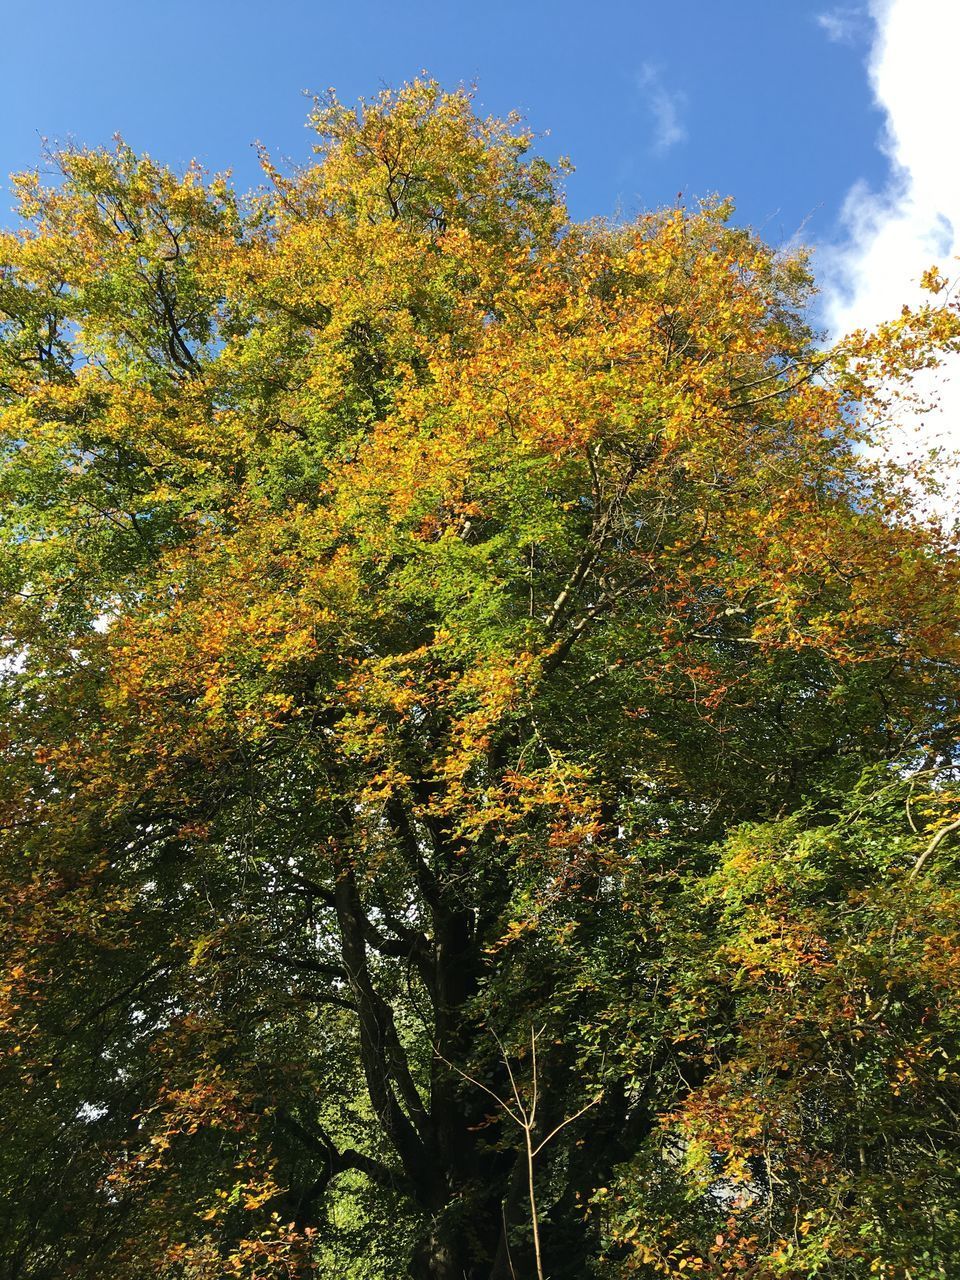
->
<box><xmin>1</xmin><ymin>0</ymin><xmax>886</xmax><ymax>249</ymax></box>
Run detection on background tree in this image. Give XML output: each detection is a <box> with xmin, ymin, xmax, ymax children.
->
<box><xmin>1</xmin><ymin>81</ymin><xmax>959</xmax><ymax>1279</ymax></box>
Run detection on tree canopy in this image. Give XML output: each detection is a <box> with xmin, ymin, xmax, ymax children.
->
<box><xmin>2</xmin><ymin>81</ymin><xmax>960</xmax><ymax>1280</ymax></box>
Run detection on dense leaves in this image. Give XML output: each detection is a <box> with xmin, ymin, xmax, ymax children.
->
<box><xmin>2</xmin><ymin>82</ymin><xmax>960</xmax><ymax>1279</ymax></box>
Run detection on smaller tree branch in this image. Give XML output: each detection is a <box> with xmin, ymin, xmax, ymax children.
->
<box><xmin>908</xmin><ymin>815</ymin><xmax>960</xmax><ymax>881</ymax></box>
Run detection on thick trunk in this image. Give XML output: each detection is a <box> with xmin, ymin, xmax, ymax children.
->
<box><xmin>408</xmin><ymin>1186</ymin><xmax>528</xmax><ymax>1280</ymax></box>
<box><xmin>409</xmin><ymin>1229</ymin><xmax>461</xmax><ymax>1280</ymax></box>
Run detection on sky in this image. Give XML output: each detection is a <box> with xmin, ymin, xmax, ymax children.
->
<box><xmin>1</xmin><ymin>0</ymin><xmax>956</xmax><ymax>465</ymax></box>
<box><xmin>0</xmin><ymin>0</ymin><xmax>893</xmax><ymax>241</ymax></box>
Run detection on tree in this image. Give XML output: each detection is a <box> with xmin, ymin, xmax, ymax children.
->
<box><xmin>1</xmin><ymin>81</ymin><xmax>959</xmax><ymax>1279</ymax></box>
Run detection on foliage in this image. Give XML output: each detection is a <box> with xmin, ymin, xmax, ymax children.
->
<box><xmin>1</xmin><ymin>80</ymin><xmax>959</xmax><ymax>1279</ymax></box>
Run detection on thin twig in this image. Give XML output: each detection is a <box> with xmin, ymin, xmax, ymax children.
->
<box><xmin>436</xmin><ymin>1026</ymin><xmax>602</xmax><ymax>1280</ymax></box>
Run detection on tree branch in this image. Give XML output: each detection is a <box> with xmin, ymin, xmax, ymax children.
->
<box><xmin>334</xmin><ymin>868</ymin><xmax>434</xmax><ymax>1191</ymax></box>
<box><xmin>908</xmin><ymin>815</ymin><xmax>960</xmax><ymax>881</ymax></box>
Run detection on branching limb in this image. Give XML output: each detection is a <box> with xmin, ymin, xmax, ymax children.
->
<box><xmin>909</xmin><ymin>816</ymin><xmax>960</xmax><ymax>881</ymax></box>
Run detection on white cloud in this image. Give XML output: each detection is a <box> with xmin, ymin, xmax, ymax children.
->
<box><xmin>636</xmin><ymin>64</ymin><xmax>687</xmax><ymax>154</ymax></box>
<box><xmin>819</xmin><ymin>0</ymin><xmax>960</xmax><ymax>507</ymax></box>
<box><xmin>816</xmin><ymin>6</ymin><xmax>867</xmax><ymax>44</ymax></box>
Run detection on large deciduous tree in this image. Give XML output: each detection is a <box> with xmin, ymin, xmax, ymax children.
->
<box><xmin>2</xmin><ymin>82</ymin><xmax>960</xmax><ymax>1279</ymax></box>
